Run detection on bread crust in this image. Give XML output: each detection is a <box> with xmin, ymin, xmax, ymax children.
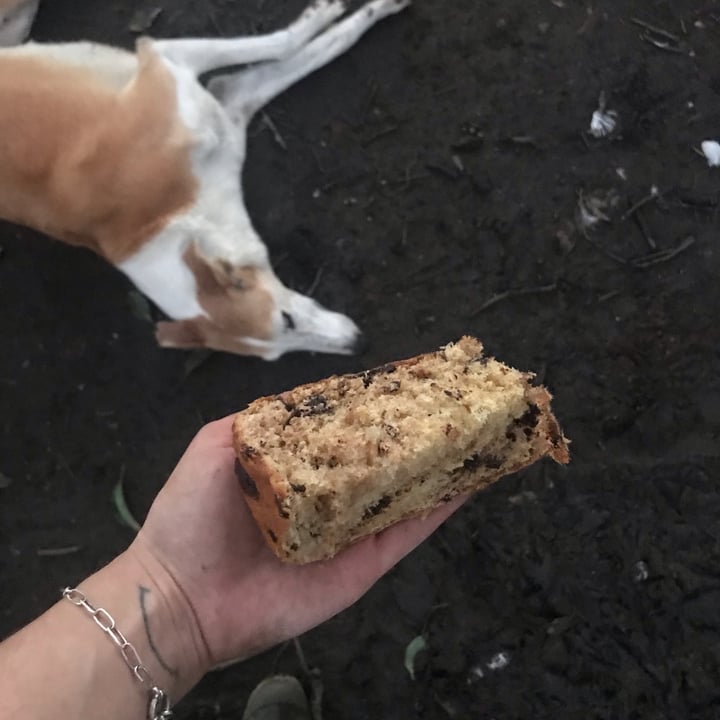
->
<box><xmin>233</xmin><ymin>442</ymin><xmax>292</xmax><ymax>555</ymax></box>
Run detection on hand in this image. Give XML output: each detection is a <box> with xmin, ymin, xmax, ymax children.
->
<box><xmin>131</xmin><ymin>415</ymin><xmax>466</xmax><ymax>671</ymax></box>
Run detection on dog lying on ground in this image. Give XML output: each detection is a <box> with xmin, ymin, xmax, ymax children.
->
<box><xmin>0</xmin><ymin>0</ymin><xmax>408</xmax><ymax>359</ymax></box>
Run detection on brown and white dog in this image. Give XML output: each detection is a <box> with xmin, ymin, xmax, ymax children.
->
<box><xmin>0</xmin><ymin>0</ymin><xmax>407</xmax><ymax>359</ymax></box>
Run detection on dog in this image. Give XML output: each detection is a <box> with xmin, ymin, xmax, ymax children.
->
<box><xmin>0</xmin><ymin>0</ymin><xmax>38</xmax><ymax>46</ymax></box>
<box><xmin>0</xmin><ymin>0</ymin><xmax>408</xmax><ymax>359</ymax></box>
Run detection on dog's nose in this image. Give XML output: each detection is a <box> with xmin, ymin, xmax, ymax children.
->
<box><xmin>351</xmin><ymin>330</ymin><xmax>369</xmax><ymax>355</ymax></box>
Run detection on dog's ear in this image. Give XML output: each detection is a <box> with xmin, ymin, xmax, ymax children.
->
<box><xmin>155</xmin><ymin>319</ymin><xmax>205</xmax><ymax>348</ymax></box>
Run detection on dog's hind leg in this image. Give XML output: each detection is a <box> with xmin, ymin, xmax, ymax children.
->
<box><xmin>208</xmin><ymin>0</ymin><xmax>409</xmax><ymax>125</ymax></box>
<box><xmin>152</xmin><ymin>0</ymin><xmax>345</xmax><ymax>77</ymax></box>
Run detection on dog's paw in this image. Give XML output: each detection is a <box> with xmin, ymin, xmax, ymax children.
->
<box><xmin>363</xmin><ymin>0</ymin><xmax>410</xmax><ymax>22</ymax></box>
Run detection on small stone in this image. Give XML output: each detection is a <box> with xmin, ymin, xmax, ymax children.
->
<box><xmin>487</xmin><ymin>651</ymin><xmax>510</xmax><ymax>671</ymax></box>
<box><xmin>633</xmin><ymin>560</ymin><xmax>649</xmax><ymax>583</ymax></box>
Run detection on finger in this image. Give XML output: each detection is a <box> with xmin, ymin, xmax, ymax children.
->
<box><xmin>189</xmin><ymin>414</ymin><xmax>237</xmax><ymax>450</ymax></box>
<box><xmin>372</xmin><ymin>494</ymin><xmax>469</xmax><ymax>572</ymax></box>
<box><xmin>325</xmin><ymin>494</ymin><xmax>470</xmax><ymax>594</ymax></box>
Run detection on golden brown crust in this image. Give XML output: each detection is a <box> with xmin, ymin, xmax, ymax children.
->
<box><xmin>232</xmin><ymin>427</ymin><xmax>292</xmax><ymax>558</ymax></box>
<box><xmin>525</xmin><ymin>386</ymin><xmax>571</xmax><ymax>464</ymax></box>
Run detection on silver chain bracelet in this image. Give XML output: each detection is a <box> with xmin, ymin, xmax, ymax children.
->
<box><xmin>62</xmin><ymin>587</ymin><xmax>173</xmax><ymax>720</ymax></box>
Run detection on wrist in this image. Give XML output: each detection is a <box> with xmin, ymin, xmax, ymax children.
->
<box><xmin>77</xmin><ymin>544</ymin><xmax>211</xmax><ymax>701</ymax></box>
<box><xmin>124</xmin><ymin>540</ymin><xmax>211</xmax><ymax>691</ymax></box>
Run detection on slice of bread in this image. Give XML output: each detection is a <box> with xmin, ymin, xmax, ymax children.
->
<box><xmin>232</xmin><ymin>336</ymin><xmax>569</xmax><ymax>564</ymax></box>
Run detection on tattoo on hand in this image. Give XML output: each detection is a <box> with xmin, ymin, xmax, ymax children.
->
<box><xmin>139</xmin><ymin>585</ymin><xmax>178</xmax><ymax>678</ymax></box>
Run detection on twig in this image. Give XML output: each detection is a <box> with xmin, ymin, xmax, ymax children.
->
<box><xmin>630</xmin><ymin>17</ymin><xmax>680</xmax><ymax>42</ymax></box>
<box><xmin>583</xmin><ymin>233</ymin><xmax>629</xmax><ymax>265</ymax></box>
<box><xmin>598</xmin><ymin>289</ymin><xmax>621</xmax><ymax>303</ymax></box>
<box><xmin>54</xmin><ymin>452</ymin><xmax>78</xmax><ymax>482</ymax></box>
<box><xmin>500</xmin><ymin>134</ymin><xmax>541</xmax><ymax>149</ymax></box>
<box><xmin>641</xmin><ymin>32</ymin><xmax>686</xmax><ymax>53</ymax></box>
<box><xmin>632</xmin><ymin>210</ymin><xmax>657</xmax><ymax>250</ymax></box>
<box><xmin>270</xmin><ymin>640</ymin><xmax>291</xmax><ymax>674</ymax></box>
<box><xmin>630</xmin><ymin>235</ymin><xmax>695</xmax><ymax>268</ymax></box>
<box><xmin>361</xmin><ymin>123</ymin><xmax>401</xmax><ymax>147</ymax></box>
<box><xmin>675</xmin><ymin>190</ymin><xmax>718</xmax><ymax>209</ymax></box>
<box><xmin>36</xmin><ymin>545</ymin><xmax>82</xmax><ymax>557</ymax></box>
<box><xmin>293</xmin><ymin>638</ymin><xmax>323</xmax><ymax>720</ymax></box>
<box><xmin>310</xmin><ymin>147</ymin><xmax>327</xmax><ymax>174</ymax></box>
<box><xmin>622</xmin><ymin>189</ymin><xmax>659</xmax><ymax>220</ymax></box>
<box><xmin>472</xmin><ymin>282</ymin><xmax>558</xmax><ymax>316</ymax></box>
<box><xmin>396</xmin><ymin>254</ymin><xmax>449</xmax><ymax>284</ymax></box>
<box><xmin>305</xmin><ymin>265</ymin><xmax>325</xmax><ymax>298</ymax></box>
<box><xmin>362</xmin><ymin>78</ymin><xmax>379</xmax><ymax>123</ymax></box>
<box><xmin>293</xmin><ymin>637</ymin><xmax>310</xmax><ymax>675</ymax></box>
<box><xmin>261</xmin><ymin>112</ymin><xmax>287</xmax><ymax>150</ymax></box>
<box><xmin>577</xmin><ymin>7</ymin><xmax>598</xmax><ymax>35</ymax></box>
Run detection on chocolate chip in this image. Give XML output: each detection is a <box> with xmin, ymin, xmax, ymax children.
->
<box><xmin>458</xmin><ymin>452</ymin><xmax>503</xmax><ymax>474</ymax></box>
<box><xmin>547</xmin><ymin>420</ymin><xmax>564</xmax><ymax>447</ymax></box>
<box><xmin>482</xmin><ymin>454</ymin><xmax>503</xmax><ymax>469</ymax></box>
<box><xmin>362</xmin><ymin>495</ymin><xmax>392</xmax><ymax>520</ymax></box>
<box><xmin>352</xmin><ymin>363</ymin><xmax>398</xmax><ymax>388</ymax></box>
<box><xmin>275</xmin><ymin>496</ymin><xmax>289</xmax><ymax>519</ymax></box>
<box><xmin>239</xmin><ymin>444</ymin><xmax>259</xmax><ymax>460</ymax></box>
<box><xmin>285</xmin><ymin>393</ymin><xmax>334</xmax><ymax>426</ymax></box>
<box><xmin>444</xmin><ymin>388</ymin><xmax>463</xmax><ymax>400</ymax></box>
<box><xmin>303</xmin><ymin>394</ymin><xmax>331</xmax><ymax>413</ymax></box>
<box><xmin>383</xmin><ymin>423</ymin><xmax>400</xmax><ymax>439</ymax></box>
<box><xmin>515</xmin><ymin>403</ymin><xmax>541</xmax><ymax>429</ymax></box>
<box><xmin>234</xmin><ymin>459</ymin><xmax>259</xmax><ymax>500</ymax></box>
<box><xmin>290</xmin><ymin>483</ymin><xmax>306</xmax><ymax>494</ymax></box>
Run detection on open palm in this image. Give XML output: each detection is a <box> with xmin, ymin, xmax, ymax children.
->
<box><xmin>133</xmin><ymin>415</ymin><xmax>465</xmax><ymax>666</ymax></box>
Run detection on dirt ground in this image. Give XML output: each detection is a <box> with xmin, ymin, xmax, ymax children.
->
<box><xmin>2</xmin><ymin>0</ymin><xmax>720</xmax><ymax>717</ymax></box>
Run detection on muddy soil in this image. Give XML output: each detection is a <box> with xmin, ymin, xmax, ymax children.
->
<box><xmin>2</xmin><ymin>0</ymin><xmax>720</xmax><ymax>718</ymax></box>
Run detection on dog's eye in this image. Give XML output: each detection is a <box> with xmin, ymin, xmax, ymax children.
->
<box><xmin>282</xmin><ymin>311</ymin><xmax>296</xmax><ymax>331</ymax></box>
